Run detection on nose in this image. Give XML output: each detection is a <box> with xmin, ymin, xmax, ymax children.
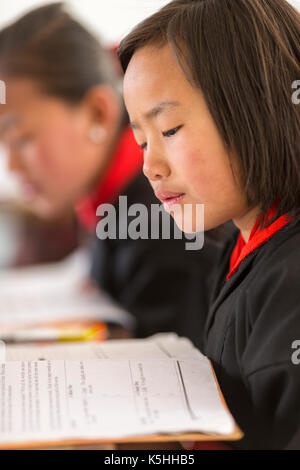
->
<box><xmin>143</xmin><ymin>145</ymin><xmax>170</xmax><ymax>182</ymax></box>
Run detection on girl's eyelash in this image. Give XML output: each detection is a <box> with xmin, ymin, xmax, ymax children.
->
<box><xmin>140</xmin><ymin>125</ymin><xmax>183</xmax><ymax>151</ymax></box>
<box><xmin>162</xmin><ymin>125</ymin><xmax>183</xmax><ymax>137</ymax></box>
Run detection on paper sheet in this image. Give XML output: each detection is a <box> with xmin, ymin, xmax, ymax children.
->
<box><xmin>0</xmin><ymin>356</ymin><xmax>235</xmax><ymax>445</ymax></box>
<box><xmin>0</xmin><ymin>249</ymin><xmax>134</xmax><ymax>332</ymax></box>
<box><xmin>0</xmin><ymin>341</ymin><xmax>5</xmax><ymax>362</ymax></box>
<box><xmin>5</xmin><ymin>333</ymin><xmax>201</xmax><ymax>361</ymax></box>
<box><xmin>0</xmin><ymin>335</ymin><xmax>236</xmax><ymax>444</ymax></box>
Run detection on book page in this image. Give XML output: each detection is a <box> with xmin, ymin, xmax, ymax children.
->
<box><xmin>5</xmin><ymin>334</ymin><xmax>201</xmax><ymax>361</ymax></box>
<box><xmin>0</xmin><ymin>357</ymin><xmax>235</xmax><ymax>445</ymax></box>
<box><xmin>0</xmin><ymin>249</ymin><xmax>134</xmax><ymax>332</ymax></box>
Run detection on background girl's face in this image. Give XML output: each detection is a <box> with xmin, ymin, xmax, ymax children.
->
<box><xmin>123</xmin><ymin>44</ymin><xmax>253</xmax><ymax>234</ymax></box>
<box><xmin>0</xmin><ymin>78</ymin><xmax>117</xmax><ymax>218</ymax></box>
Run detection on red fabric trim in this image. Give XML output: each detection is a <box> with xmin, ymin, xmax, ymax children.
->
<box><xmin>227</xmin><ymin>204</ymin><xmax>293</xmax><ymax>281</ymax></box>
<box><xmin>75</xmin><ymin>126</ymin><xmax>143</xmax><ymax>231</ymax></box>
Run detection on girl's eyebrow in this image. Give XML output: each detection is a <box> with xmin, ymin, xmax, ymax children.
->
<box><xmin>130</xmin><ymin>100</ymin><xmax>181</xmax><ymax>130</ymax></box>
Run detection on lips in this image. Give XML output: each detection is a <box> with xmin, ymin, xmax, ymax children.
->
<box><xmin>154</xmin><ymin>190</ymin><xmax>186</xmax><ymax>211</ymax></box>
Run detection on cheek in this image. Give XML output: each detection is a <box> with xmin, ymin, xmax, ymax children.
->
<box><xmin>173</xmin><ymin>147</ymin><xmax>215</xmax><ymax>198</ymax></box>
<box><xmin>173</xmin><ymin>123</ymin><xmax>239</xmax><ymax>200</ymax></box>
<box><xmin>174</xmin><ymin>140</ymin><xmax>237</xmax><ymax>203</ymax></box>
<box><xmin>34</xmin><ymin>124</ymin><xmax>84</xmax><ymax>185</ymax></box>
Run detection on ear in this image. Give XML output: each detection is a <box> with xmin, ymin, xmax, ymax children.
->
<box><xmin>81</xmin><ymin>85</ymin><xmax>122</xmax><ymax>139</ymax></box>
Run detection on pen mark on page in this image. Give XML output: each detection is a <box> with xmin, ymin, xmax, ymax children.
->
<box><xmin>128</xmin><ymin>360</ymin><xmax>140</xmax><ymax>419</ymax></box>
<box><xmin>64</xmin><ymin>361</ymin><xmax>71</xmax><ymax>428</ymax></box>
<box><xmin>176</xmin><ymin>361</ymin><xmax>197</xmax><ymax>421</ymax></box>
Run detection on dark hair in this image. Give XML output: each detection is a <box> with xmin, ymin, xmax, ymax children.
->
<box><xmin>0</xmin><ymin>2</ymin><xmax>121</xmax><ymax>103</ymax></box>
<box><xmin>118</xmin><ymin>0</ymin><xmax>300</xmax><ymax>225</ymax></box>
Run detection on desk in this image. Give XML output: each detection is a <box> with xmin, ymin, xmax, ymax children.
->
<box><xmin>37</xmin><ymin>442</ymin><xmax>182</xmax><ymax>450</ymax></box>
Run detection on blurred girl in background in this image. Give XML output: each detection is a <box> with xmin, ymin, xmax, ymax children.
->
<box><xmin>0</xmin><ymin>2</ymin><xmax>221</xmax><ymax>343</ymax></box>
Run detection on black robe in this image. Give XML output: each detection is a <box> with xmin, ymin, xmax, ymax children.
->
<box><xmin>204</xmin><ymin>220</ymin><xmax>300</xmax><ymax>449</ymax></box>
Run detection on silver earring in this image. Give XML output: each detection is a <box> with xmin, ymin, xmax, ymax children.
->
<box><xmin>89</xmin><ymin>125</ymin><xmax>107</xmax><ymax>144</ymax></box>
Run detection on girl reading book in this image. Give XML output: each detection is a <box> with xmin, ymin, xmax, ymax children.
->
<box><xmin>118</xmin><ymin>0</ymin><xmax>300</xmax><ymax>449</ymax></box>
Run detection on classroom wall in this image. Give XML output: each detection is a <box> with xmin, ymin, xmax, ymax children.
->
<box><xmin>0</xmin><ymin>0</ymin><xmax>299</xmax><ymax>45</ymax></box>
<box><xmin>0</xmin><ymin>0</ymin><xmax>171</xmax><ymax>45</ymax></box>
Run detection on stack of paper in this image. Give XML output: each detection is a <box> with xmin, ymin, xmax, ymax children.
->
<box><xmin>0</xmin><ymin>249</ymin><xmax>135</xmax><ymax>336</ymax></box>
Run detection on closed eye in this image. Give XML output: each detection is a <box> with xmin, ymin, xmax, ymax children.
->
<box><xmin>140</xmin><ymin>125</ymin><xmax>183</xmax><ymax>151</ymax></box>
<box><xmin>13</xmin><ymin>134</ymin><xmax>34</xmax><ymax>150</ymax></box>
<box><xmin>162</xmin><ymin>125</ymin><xmax>183</xmax><ymax>138</ymax></box>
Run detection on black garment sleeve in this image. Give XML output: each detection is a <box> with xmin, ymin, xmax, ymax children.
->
<box><xmin>239</xmin><ymin>243</ymin><xmax>300</xmax><ymax>449</ymax></box>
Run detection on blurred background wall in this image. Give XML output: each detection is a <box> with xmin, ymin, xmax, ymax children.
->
<box><xmin>0</xmin><ymin>0</ymin><xmax>299</xmax><ymax>45</ymax></box>
<box><xmin>0</xmin><ymin>1</ymin><xmax>173</xmax><ymax>45</ymax></box>
<box><xmin>1</xmin><ymin>0</ymin><xmax>300</xmax><ymax>41</ymax></box>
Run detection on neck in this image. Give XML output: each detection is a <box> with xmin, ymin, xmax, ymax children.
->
<box><xmin>233</xmin><ymin>205</ymin><xmax>261</xmax><ymax>243</ymax></box>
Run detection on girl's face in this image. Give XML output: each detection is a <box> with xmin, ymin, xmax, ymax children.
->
<box><xmin>123</xmin><ymin>44</ymin><xmax>257</xmax><ymax>236</ymax></box>
<box><xmin>0</xmin><ymin>78</ymin><xmax>120</xmax><ymax>217</ymax></box>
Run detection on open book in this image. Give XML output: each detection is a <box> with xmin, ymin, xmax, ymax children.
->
<box><xmin>0</xmin><ymin>334</ymin><xmax>242</xmax><ymax>448</ymax></box>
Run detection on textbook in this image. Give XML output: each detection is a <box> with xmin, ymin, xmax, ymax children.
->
<box><xmin>0</xmin><ymin>334</ymin><xmax>242</xmax><ymax>448</ymax></box>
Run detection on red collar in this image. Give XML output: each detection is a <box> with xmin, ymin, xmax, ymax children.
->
<box><xmin>75</xmin><ymin>126</ymin><xmax>143</xmax><ymax>230</ymax></box>
<box><xmin>227</xmin><ymin>204</ymin><xmax>293</xmax><ymax>281</ymax></box>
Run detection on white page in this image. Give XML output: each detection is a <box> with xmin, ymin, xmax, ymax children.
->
<box><xmin>0</xmin><ymin>249</ymin><xmax>134</xmax><ymax>332</ymax></box>
<box><xmin>0</xmin><ymin>357</ymin><xmax>235</xmax><ymax>445</ymax></box>
<box><xmin>5</xmin><ymin>334</ymin><xmax>201</xmax><ymax>361</ymax></box>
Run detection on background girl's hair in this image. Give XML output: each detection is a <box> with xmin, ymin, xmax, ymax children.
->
<box><xmin>0</xmin><ymin>2</ymin><xmax>121</xmax><ymax>103</ymax></box>
<box><xmin>118</xmin><ymin>0</ymin><xmax>300</xmax><ymax>225</ymax></box>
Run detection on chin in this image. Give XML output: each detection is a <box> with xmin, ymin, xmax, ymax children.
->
<box><xmin>30</xmin><ymin>198</ymin><xmax>66</xmax><ymax>220</ymax></box>
<box><xmin>171</xmin><ymin>203</ymin><xmax>205</xmax><ymax>234</ymax></box>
